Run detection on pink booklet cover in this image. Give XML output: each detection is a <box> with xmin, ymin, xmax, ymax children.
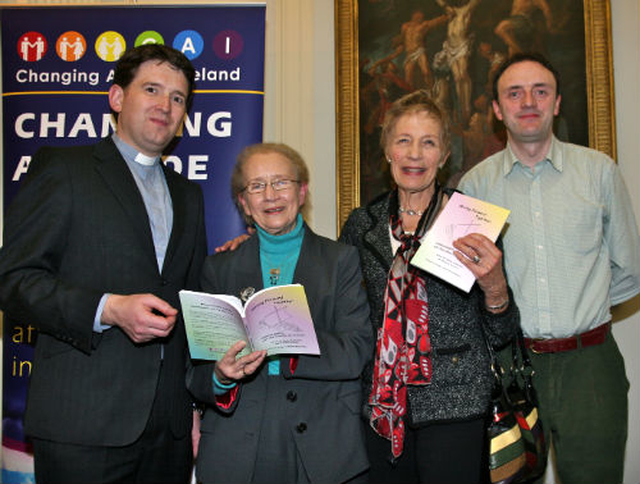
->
<box><xmin>410</xmin><ymin>192</ymin><xmax>510</xmax><ymax>292</ymax></box>
<box><xmin>180</xmin><ymin>284</ymin><xmax>320</xmax><ymax>360</ymax></box>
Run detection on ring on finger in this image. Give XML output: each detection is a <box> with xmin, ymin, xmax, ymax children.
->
<box><xmin>472</xmin><ymin>255</ymin><xmax>481</xmax><ymax>264</ymax></box>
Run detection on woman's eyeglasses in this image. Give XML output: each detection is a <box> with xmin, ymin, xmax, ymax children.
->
<box><xmin>243</xmin><ymin>179</ymin><xmax>300</xmax><ymax>194</ymax></box>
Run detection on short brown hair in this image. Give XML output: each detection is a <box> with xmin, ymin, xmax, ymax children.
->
<box><xmin>492</xmin><ymin>52</ymin><xmax>561</xmax><ymax>101</ymax></box>
<box><xmin>113</xmin><ymin>44</ymin><xmax>196</xmax><ymax>108</ymax></box>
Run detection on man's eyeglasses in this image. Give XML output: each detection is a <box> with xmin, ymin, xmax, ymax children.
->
<box><xmin>243</xmin><ymin>179</ymin><xmax>300</xmax><ymax>195</ymax></box>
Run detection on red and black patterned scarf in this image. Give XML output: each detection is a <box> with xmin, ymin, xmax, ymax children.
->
<box><xmin>369</xmin><ymin>184</ymin><xmax>445</xmax><ymax>460</ymax></box>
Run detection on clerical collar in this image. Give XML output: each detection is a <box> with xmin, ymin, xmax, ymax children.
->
<box><xmin>134</xmin><ymin>153</ymin><xmax>156</xmax><ymax>166</ymax></box>
<box><xmin>112</xmin><ymin>134</ymin><xmax>158</xmax><ymax>166</ymax></box>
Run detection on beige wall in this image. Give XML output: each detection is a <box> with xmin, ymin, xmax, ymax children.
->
<box><xmin>609</xmin><ymin>1</ymin><xmax>640</xmax><ymax>484</ymax></box>
<box><xmin>1</xmin><ymin>1</ymin><xmax>639</xmax><ymax>482</ymax></box>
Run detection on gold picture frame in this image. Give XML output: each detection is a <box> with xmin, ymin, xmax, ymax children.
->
<box><xmin>335</xmin><ymin>0</ymin><xmax>615</xmax><ymax>231</ymax></box>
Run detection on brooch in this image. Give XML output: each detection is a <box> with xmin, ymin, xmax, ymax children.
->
<box><xmin>239</xmin><ymin>286</ymin><xmax>255</xmax><ymax>302</ymax></box>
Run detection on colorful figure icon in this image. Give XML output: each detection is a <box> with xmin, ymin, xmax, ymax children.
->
<box><xmin>95</xmin><ymin>31</ymin><xmax>126</xmax><ymax>62</ymax></box>
<box><xmin>18</xmin><ymin>32</ymin><xmax>47</xmax><ymax>62</ymax></box>
<box><xmin>57</xmin><ymin>31</ymin><xmax>87</xmax><ymax>61</ymax></box>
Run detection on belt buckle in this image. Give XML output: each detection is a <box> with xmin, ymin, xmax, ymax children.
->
<box><xmin>529</xmin><ymin>338</ymin><xmax>545</xmax><ymax>354</ymax></box>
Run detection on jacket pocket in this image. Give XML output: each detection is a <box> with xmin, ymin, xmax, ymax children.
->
<box><xmin>433</xmin><ymin>343</ymin><xmax>474</xmax><ymax>386</ymax></box>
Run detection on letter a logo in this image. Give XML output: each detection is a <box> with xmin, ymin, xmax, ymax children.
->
<box><xmin>173</xmin><ymin>30</ymin><xmax>203</xmax><ymax>60</ymax></box>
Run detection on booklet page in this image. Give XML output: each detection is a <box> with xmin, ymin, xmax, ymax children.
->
<box><xmin>411</xmin><ymin>192</ymin><xmax>510</xmax><ymax>292</ymax></box>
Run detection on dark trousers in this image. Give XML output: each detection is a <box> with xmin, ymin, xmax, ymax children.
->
<box><xmin>33</xmin><ymin>363</ymin><xmax>192</xmax><ymax>484</ymax></box>
<box><xmin>525</xmin><ymin>332</ymin><xmax>629</xmax><ymax>484</ymax></box>
<box><xmin>365</xmin><ymin>417</ymin><xmax>485</xmax><ymax>484</ymax></box>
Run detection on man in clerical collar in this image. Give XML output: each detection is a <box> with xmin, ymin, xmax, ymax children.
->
<box><xmin>0</xmin><ymin>44</ymin><xmax>207</xmax><ymax>484</ymax></box>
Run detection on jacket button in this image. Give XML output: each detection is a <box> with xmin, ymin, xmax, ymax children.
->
<box><xmin>451</xmin><ymin>356</ymin><xmax>460</xmax><ymax>364</ymax></box>
<box><xmin>160</xmin><ymin>278</ymin><xmax>169</xmax><ymax>286</ymax></box>
<box><xmin>296</xmin><ymin>422</ymin><xmax>307</xmax><ymax>433</ymax></box>
<box><xmin>286</xmin><ymin>391</ymin><xmax>297</xmax><ymax>402</ymax></box>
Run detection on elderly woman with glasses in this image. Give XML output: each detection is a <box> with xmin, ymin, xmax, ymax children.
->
<box><xmin>187</xmin><ymin>142</ymin><xmax>373</xmax><ymax>484</ymax></box>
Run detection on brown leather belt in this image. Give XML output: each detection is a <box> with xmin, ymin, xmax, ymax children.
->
<box><xmin>524</xmin><ymin>322</ymin><xmax>611</xmax><ymax>354</ymax></box>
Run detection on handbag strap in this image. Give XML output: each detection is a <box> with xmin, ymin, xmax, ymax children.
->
<box><xmin>510</xmin><ymin>325</ymin><xmax>539</xmax><ymax>405</ymax></box>
<box><xmin>477</xmin><ymin>317</ymin><xmax>506</xmax><ymax>392</ymax></box>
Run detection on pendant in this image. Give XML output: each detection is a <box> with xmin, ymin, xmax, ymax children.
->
<box><xmin>269</xmin><ymin>268</ymin><xmax>280</xmax><ymax>285</ymax></box>
<box><xmin>399</xmin><ymin>207</ymin><xmax>424</xmax><ymax>217</ymax></box>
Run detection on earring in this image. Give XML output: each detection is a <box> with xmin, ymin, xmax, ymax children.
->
<box><xmin>387</xmin><ymin>158</ymin><xmax>392</xmax><ymax>164</ymax></box>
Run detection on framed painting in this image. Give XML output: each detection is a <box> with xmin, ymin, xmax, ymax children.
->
<box><xmin>335</xmin><ymin>0</ymin><xmax>615</xmax><ymax>231</ymax></box>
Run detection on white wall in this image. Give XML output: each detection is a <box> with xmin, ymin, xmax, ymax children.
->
<box><xmin>609</xmin><ymin>1</ymin><xmax>640</xmax><ymax>483</ymax></box>
<box><xmin>0</xmin><ymin>1</ymin><xmax>639</xmax><ymax>482</ymax></box>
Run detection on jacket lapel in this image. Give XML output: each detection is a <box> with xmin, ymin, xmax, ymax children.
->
<box><xmin>292</xmin><ymin>224</ymin><xmax>325</xmax><ymax>289</ymax></box>
<box><xmin>235</xmin><ymin>236</ymin><xmax>264</xmax><ymax>296</ymax></box>
<box><xmin>161</xmin><ymin>165</ymin><xmax>184</xmax><ymax>274</ymax></box>
<box><xmin>92</xmin><ymin>138</ymin><xmax>157</xmax><ymax>267</ymax></box>
<box><xmin>363</xmin><ymin>196</ymin><xmax>394</xmax><ymax>271</ymax></box>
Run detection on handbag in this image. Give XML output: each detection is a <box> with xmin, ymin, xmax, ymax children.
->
<box><xmin>505</xmin><ymin>327</ymin><xmax>547</xmax><ymax>480</ymax></box>
<box><xmin>482</xmin><ymin>325</ymin><xmax>547</xmax><ymax>484</ymax></box>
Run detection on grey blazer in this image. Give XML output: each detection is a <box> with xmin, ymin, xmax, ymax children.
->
<box><xmin>187</xmin><ymin>226</ymin><xmax>373</xmax><ymax>483</ymax></box>
<box><xmin>0</xmin><ymin>138</ymin><xmax>207</xmax><ymax>446</ymax></box>
<box><xmin>339</xmin><ymin>190</ymin><xmax>518</xmax><ymax>425</ymax></box>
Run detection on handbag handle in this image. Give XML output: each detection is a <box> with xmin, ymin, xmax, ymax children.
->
<box><xmin>477</xmin><ymin>315</ymin><xmax>507</xmax><ymax>393</ymax></box>
<box><xmin>509</xmin><ymin>326</ymin><xmax>539</xmax><ymax>405</ymax></box>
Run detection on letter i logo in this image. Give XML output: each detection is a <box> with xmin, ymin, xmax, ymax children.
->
<box><xmin>213</xmin><ymin>30</ymin><xmax>243</xmax><ymax>60</ymax></box>
<box><xmin>18</xmin><ymin>32</ymin><xmax>47</xmax><ymax>62</ymax></box>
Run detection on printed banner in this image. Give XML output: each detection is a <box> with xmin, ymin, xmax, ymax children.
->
<box><xmin>1</xmin><ymin>6</ymin><xmax>265</xmax><ymax>482</ymax></box>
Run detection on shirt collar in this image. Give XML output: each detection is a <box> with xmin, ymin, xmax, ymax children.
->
<box><xmin>112</xmin><ymin>134</ymin><xmax>159</xmax><ymax>167</ymax></box>
<box><xmin>503</xmin><ymin>135</ymin><xmax>563</xmax><ymax>175</ymax></box>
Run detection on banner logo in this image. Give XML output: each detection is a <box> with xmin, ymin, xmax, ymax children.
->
<box><xmin>95</xmin><ymin>31</ymin><xmax>126</xmax><ymax>61</ymax></box>
<box><xmin>213</xmin><ymin>30</ymin><xmax>244</xmax><ymax>60</ymax></box>
<box><xmin>56</xmin><ymin>31</ymin><xmax>87</xmax><ymax>62</ymax></box>
<box><xmin>173</xmin><ymin>30</ymin><xmax>204</xmax><ymax>60</ymax></box>
<box><xmin>18</xmin><ymin>32</ymin><xmax>47</xmax><ymax>62</ymax></box>
<box><xmin>135</xmin><ymin>30</ymin><xmax>165</xmax><ymax>47</ymax></box>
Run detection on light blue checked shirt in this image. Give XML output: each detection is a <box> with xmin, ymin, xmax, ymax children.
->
<box><xmin>458</xmin><ymin>136</ymin><xmax>640</xmax><ymax>339</ymax></box>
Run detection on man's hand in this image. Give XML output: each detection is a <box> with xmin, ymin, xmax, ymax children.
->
<box><xmin>102</xmin><ymin>293</ymin><xmax>178</xmax><ymax>343</ymax></box>
<box><xmin>192</xmin><ymin>409</ymin><xmax>201</xmax><ymax>458</ymax></box>
<box><xmin>214</xmin><ymin>228</ymin><xmax>254</xmax><ymax>253</ymax></box>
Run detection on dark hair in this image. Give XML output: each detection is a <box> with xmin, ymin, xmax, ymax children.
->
<box><xmin>113</xmin><ymin>44</ymin><xmax>196</xmax><ymax>106</ymax></box>
<box><xmin>492</xmin><ymin>52</ymin><xmax>561</xmax><ymax>101</ymax></box>
<box><xmin>380</xmin><ymin>89</ymin><xmax>451</xmax><ymax>156</ymax></box>
<box><xmin>232</xmin><ymin>143</ymin><xmax>310</xmax><ymax>225</ymax></box>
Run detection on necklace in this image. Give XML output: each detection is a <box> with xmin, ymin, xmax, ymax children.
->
<box><xmin>262</xmin><ymin>251</ymin><xmax>299</xmax><ymax>286</ymax></box>
<box><xmin>398</xmin><ymin>207</ymin><xmax>424</xmax><ymax>217</ymax></box>
<box><xmin>269</xmin><ymin>268</ymin><xmax>280</xmax><ymax>286</ymax></box>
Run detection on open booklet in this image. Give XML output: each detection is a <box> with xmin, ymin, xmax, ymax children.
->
<box><xmin>410</xmin><ymin>192</ymin><xmax>510</xmax><ymax>292</ymax></box>
<box><xmin>179</xmin><ymin>284</ymin><xmax>320</xmax><ymax>360</ymax></box>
